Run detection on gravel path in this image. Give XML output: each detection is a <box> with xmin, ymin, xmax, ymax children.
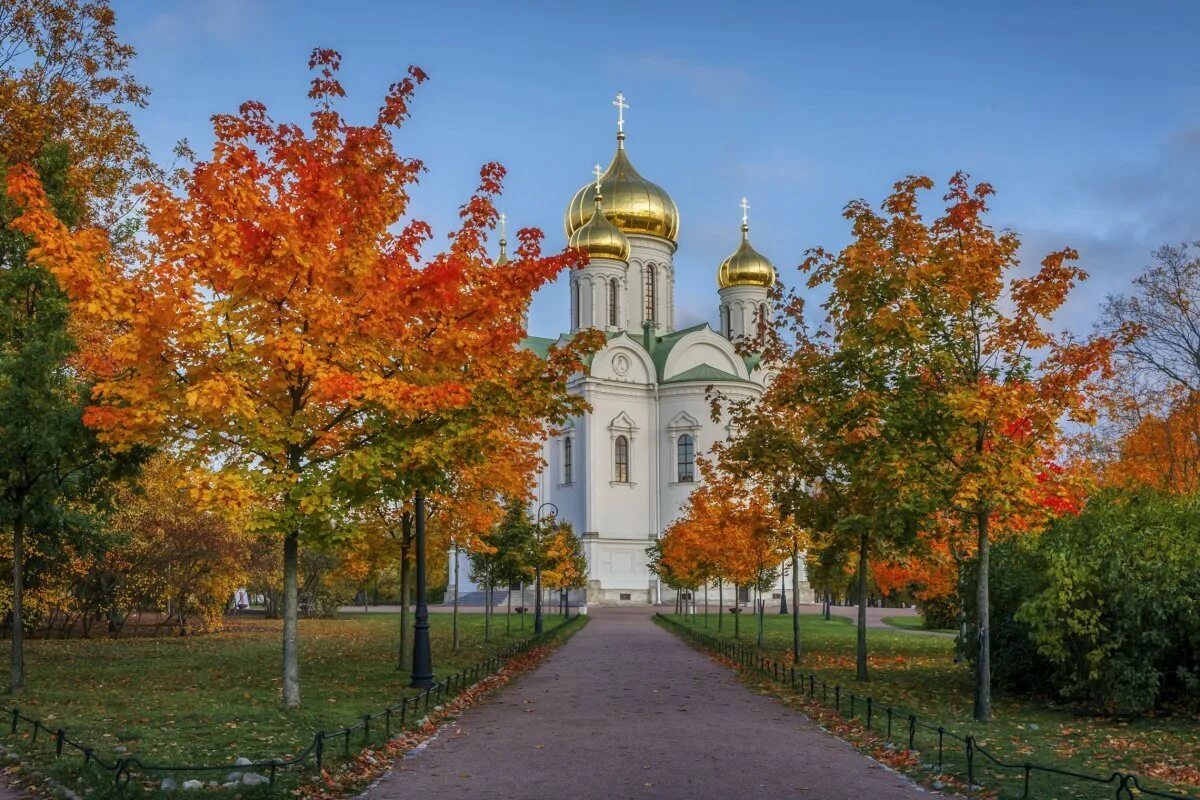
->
<box><xmin>366</xmin><ymin>608</ymin><xmax>938</xmax><ymax>800</ymax></box>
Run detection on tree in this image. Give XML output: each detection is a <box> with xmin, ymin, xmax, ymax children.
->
<box><xmin>0</xmin><ymin>145</ymin><xmax>141</xmax><ymax>692</ymax></box>
<box><xmin>540</xmin><ymin>520</ymin><xmax>586</xmax><ymax>617</ymax></box>
<box><xmin>7</xmin><ymin>50</ymin><xmax>591</xmax><ymax>707</ymax></box>
<box><xmin>1</xmin><ymin>0</ymin><xmax>149</xmax><ymax>696</ymax></box>
<box><xmin>0</xmin><ymin>0</ymin><xmax>154</xmax><ymax>228</ymax></box>
<box><xmin>104</xmin><ymin>454</ymin><xmax>251</xmax><ymax>634</ymax></box>
<box><xmin>852</xmin><ymin>174</ymin><xmax>1112</xmax><ymax>721</ymax></box>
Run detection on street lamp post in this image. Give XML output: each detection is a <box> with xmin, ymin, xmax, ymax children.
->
<box><xmin>409</xmin><ymin>491</ymin><xmax>434</xmax><ymax>689</ymax></box>
<box><xmin>534</xmin><ymin>502</ymin><xmax>558</xmax><ymax>635</ymax></box>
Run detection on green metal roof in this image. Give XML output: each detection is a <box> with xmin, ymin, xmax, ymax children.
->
<box><xmin>520</xmin><ymin>336</ymin><xmax>558</xmax><ymax>360</ymax></box>
<box><xmin>662</xmin><ymin>364</ymin><xmax>751</xmax><ymax>385</ymax></box>
<box><xmin>522</xmin><ymin>326</ymin><xmax>758</xmax><ymax>385</ymax></box>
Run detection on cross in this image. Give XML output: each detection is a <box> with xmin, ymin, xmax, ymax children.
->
<box><xmin>613</xmin><ymin>91</ymin><xmax>628</xmax><ymax>134</ymax></box>
<box><xmin>740</xmin><ymin>197</ymin><xmax>750</xmax><ymax>226</ymax></box>
<box><xmin>499</xmin><ymin>212</ymin><xmax>506</xmax><ymax>240</ymax></box>
<box><xmin>592</xmin><ymin>163</ymin><xmax>603</xmax><ymax>193</ymax></box>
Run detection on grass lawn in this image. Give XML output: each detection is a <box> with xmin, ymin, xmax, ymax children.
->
<box><xmin>0</xmin><ymin>610</ymin><xmax>571</xmax><ymax>795</ymax></box>
<box><xmin>668</xmin><ymin>612</ymin><xmax>1200</xmax><ymax>799</ymax></box>
<box><xmin>880</xmin><ymin>615</ymin><xmax>955</xmax><ymax>634</ymax></box>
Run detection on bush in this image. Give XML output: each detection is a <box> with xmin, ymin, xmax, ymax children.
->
<box><xmin>965</xmin><ymin>534</ymin><xmax>1055</xmax><ymax>696</ymax></box>
<box><xmin>916</xmin><ymin>593</ymin><xmax>958</xmax><ymax>630</ymax></box>
<box><xmin>1016</xmin><ymin>492</ymin><xmax>1200</xmax><ymax>715</ymax></box>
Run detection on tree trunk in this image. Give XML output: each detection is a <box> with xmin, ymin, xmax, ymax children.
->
<box><xmin>791</xmin><ymin>546</ymin><xmax>801</xmax><ymax>664</ymax></box>
<box><xmin>856</xmin><ymin>531</ymin><xmax>869</xmax><ymax>683</ymax></box>
<box><xmin>10</xmin><ymin>515</ymin><xmax>25</xmax><ymax>695</ymax></box>
<box><xmin>484</xmin><ymin>577</ymin><xmax>492</xmax><ymax>643</ymax></box>
<box><xmin>397</xmin><ymin>515</ymin><xmax>412</xmax><ymax>670</ymax></box>
<box><xmin>717</xmin><ymin>578</ymin><xmax>723</xmax><ymax>631</ymax></box>
<box><xmin>704</xmin><ymin>582</ymin><xmax>709</xmax><ymax>628</ymax></box>
<box><xmin>506</xmin><ymin>583</ymin><xmax>512</xmax><ymax>634</ymax></box>
<box><xmin>757</xmin><ymin>595</ymin><xmax>765</xmax><ymax>649</ymax></box>
<box><xmin>281</xmin><ymin>530</ymin><xmax>301</xmax><ymax>708</ymax></box>
<box><xmin>974</xmin><ymin>510</ymin><xmax>991</xmax><ymax>722</ymax></box>
<box><xmin>452</xmin><ymin>543</ymin><xmax>460</xmax><ymax>652</ymax></box>
<box><xmin>733</xmin><ymin>583</ymin><xmax>740</xmax><ymax>639</ymax></box>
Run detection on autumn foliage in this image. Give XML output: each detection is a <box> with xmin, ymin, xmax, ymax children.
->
<box><xmin>8</xmin><ymin>49</ymin><xmax>595</xmax><ymax>706</ymax></box>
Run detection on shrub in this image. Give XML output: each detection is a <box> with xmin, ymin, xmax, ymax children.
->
<box><xmin>965</xmin><ymin>534</ymin><xmax>1055</xmax><ymax>696</ymax></box>
<box><xmin>1017</xmin><ymin>491</ymin><xmax>1200</xmax><ymax>715</ymax></box>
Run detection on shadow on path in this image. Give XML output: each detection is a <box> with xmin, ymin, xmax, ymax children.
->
<box><xmin>366</xmin><ymin>607</ymin><xmax>941</xmax><ymax>800</ymax></box>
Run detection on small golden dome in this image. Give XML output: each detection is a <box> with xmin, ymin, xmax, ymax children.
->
<box><xmin>718</xmin><ymin>223</ymin><xmax>775</xmax><ymax>289</ymax></box>
<box><xmin>565</xmin><ymin>134</ymin><xmax>680</xmax><ymax>243</ymax></box>
<box><xmin>495</xmin><ymin>237</ymin><xmax>509</xmax><ymax>267</ymax></box>
<box><xmin>568</xmin><ymin>194</ymin><xmax>630</xmax><ymax>262</ymax></box>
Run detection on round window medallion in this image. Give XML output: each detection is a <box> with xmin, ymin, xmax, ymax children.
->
<box><xmin>613</xmin><ymin>354</ymin><xmax>631</xmax><ymax>376</ymax></box>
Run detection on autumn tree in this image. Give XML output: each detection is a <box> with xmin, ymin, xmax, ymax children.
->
<box><xmin>540</xmin><ymin>520</ymin><xmax>587</xmax><ymax>618</ymax></box>
<box><xmin>0</xmin><ymin>0</ymin><xmax>150</xmax><ymax>695</ymax></box>
<box><xmin>850</xmin><ymin>174</ymin><xmax>1112</xmax><ymax>721</ymax></box>
<box><xmin>0</xmin><ymin>0</ymin><xmax>154</xmax><ymax>227</ymax></box>
<box><xmin>8</xmin><ymin>50</ymin><xmax>593</xmax><ymax>707</ymax></box>
<box><xmin>105</xmin><ymin>454</ymin><xmax>251</xmax><ymax>634</ymax></box>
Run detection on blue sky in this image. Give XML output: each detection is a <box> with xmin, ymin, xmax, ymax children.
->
<box><xmin>111</xmin><ymin>0</ymin><xmax>1200</xmax><ymax>337</ymax></box>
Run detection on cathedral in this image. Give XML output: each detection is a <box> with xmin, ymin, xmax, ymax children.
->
<box><xmin>527</xmin><ymin>95</ymin><xmax>811</xmax><ymax>607</ymax></box>
<box><xmin>452</xmin><ymin>95</ymin><xmax>811</xmax><ymax>607</ymax></box>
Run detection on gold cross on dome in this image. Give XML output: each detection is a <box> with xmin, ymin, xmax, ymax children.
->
<box><xmin>740</xmin><ymin>197</ymin><xmax>750</xmax><ymax>226</ymax></box>
<box><xmin>592</xmin><ymin>163</ymin><xmax>603</xmax><ymax>193</ymax></box>
<box><xmin>613</xmin><ymin>91</ymin><xmax>628</xmax><ymax>134</ymax></box>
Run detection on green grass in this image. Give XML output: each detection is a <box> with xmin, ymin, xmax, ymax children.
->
<box><xmin>0</xmin><ymin>611</ymin><xmax>572</xmax><ymax>796</ymax></box>
<box><xmin>881</xmin><ymin>614</ymin><xmax>954</xmax><ymax>633</ymax></box>
<box><xmin>667</xmin><ymin>612</ymin><xmax>1200</xmax><ymax>799</ymax></box>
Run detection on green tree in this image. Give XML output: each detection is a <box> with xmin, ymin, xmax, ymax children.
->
<box><xmin>0</xmin><ymin>145</ymin><xmax>135</xmax><ymax>692</ymax></box>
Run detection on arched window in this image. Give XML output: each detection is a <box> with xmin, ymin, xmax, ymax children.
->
<box><xmin>677</xmin><ymin>434</ymin><xmax>695</xmax><ymax>482</ymax></box>
<box><xmin>571</xmin><ymin>281</ymin><xmax>580</xmax><ymax>330</ymax></box>
<box><xmin>722</xmin><ymin>304</ymin><xmax>731</xmax><ymax>337</ymax></box>
<box><xmin>563</xmin><ymin>436</ymin><xmax>573</xmax><ymax>484</ymax></box>
<box><xmin>757</xmin><ymin>302</ymin><xmax>770</xmax><ymax>339</ymax></box>
<box><xmin>609</xmin><ymin>277</ymin><xmax>619</xmax><ymax>327</ymax></box>
<box><xmin>614</xmin><ymin>435</ymin><xmax>630</xmax><ymax>483</ymax></box>
<box><xmin>644</xmin><ymin>265</ymin><xmax>657</xmax><ymax>323</ymax></box>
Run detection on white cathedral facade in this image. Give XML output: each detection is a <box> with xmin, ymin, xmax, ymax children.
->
<box><xmin>454</xmin><ymin>97</ymin><xmax>811</xmax><ymax>606</ymax></box>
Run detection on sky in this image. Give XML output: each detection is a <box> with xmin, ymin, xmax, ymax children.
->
<box><xmin>110</xmin><ymin>0</ymin><xmax>1200</xmax><ymax>338</ymax></box>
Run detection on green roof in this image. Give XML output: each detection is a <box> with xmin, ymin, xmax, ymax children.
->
<box><xmin>648</xmin><ymin>323</ymin><xmax>708</xmax><ymax>379</ymax></box>
<box><xmin>521</xmin><ymin>336</ymin><xmax>558</xmax><ymax>360</ymax></box>
<box><xmin>523</xmin><ymin>326</ymin><xmax>757</xmax><ymax>385</ymax></box>
<box><xmin>663</xmin><ymin>364</ymin><xmax>750</xmax><ymax>384</ymax></box>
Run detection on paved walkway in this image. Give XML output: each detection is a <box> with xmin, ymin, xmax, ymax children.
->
<box><xmin>367</xmin><ymin>608</ymin><xmax>937</xmax><ymax>800</ymax></box>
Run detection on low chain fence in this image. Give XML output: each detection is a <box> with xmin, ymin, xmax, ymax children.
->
<box><xmin>6</xmin><ymin>614</ymin><xmax>583</xmax><ymax>791</ymax></box>
<box><xmin>657</xmin><ymin>614</ymin><xmax>1196</xmax><ymax>800</ymax></box>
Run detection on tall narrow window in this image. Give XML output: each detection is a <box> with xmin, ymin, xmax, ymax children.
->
<box><xmin>609</xmin><ymin>278</ymin><xmax>619</xmax><ymax>327</ymax></box>
<box><xmin>563</xmin><ymin>436</ymin><xmax>573</xmax><ymax>484</ymax></box>
<box><xmin>722</xmin><ymin>304</ymin><xmax>731</xmax><ymax>337</ymax></box>
<box><xmin>677</xmin><ymin>434</ymin><xmax>695</xmax><ymax>482</ymax></box>
<box><xmin>614</xmin><ymin>435</ymin><xmax>629</xmax><ymax>483</ymax></box>
<box><xmin>644</xmin><ymin>265</ymin><xmax>657</xmax><ymax>323</ymax></box>
<box><xmin>571</xmin><ymin>282</ymin><xmax>580</xmax><ymax>329</ymax></box>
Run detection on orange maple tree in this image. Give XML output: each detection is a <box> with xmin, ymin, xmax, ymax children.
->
<box><xmin>814</xmin><ymin>173</ymin><xmax>1113</xmax><ymax>721</ymax></box>
<box><xmin>8</xmin><ymin>49</ymin><xmax>593</xmax><ymax>707</ymax></box>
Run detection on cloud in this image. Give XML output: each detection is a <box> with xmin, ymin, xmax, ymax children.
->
<box><xmin>139</xmin><ymin>0</ymin><xmax>260</xmax><ymax>50</ymax></box>
<box><xmin>623</xmin><ymin>54</ymin><xmax>761</xmax><ymax>97</ymax></box>
<box><xmin>1009</xmin><ymin>124</ymin><xmax>1200</xmax><ymax>335</ymax></box>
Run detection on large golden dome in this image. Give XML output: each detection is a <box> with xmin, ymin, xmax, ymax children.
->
<box><xmin>565</xmin><ymin>133</ymin><xmax>680</xmax><ymax>243</ymax></box>
<box><xmin>718</xmin><ymin>223</ymin><xmax>775</xmax><ymax>289</ymax></box>
<box><xmin>568</xmin><ymin>194</ymin><xmax>630</xmax><ymax>262</ymax></box>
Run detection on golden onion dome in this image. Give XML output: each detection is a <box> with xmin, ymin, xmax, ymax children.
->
<box><xmin>495</xmin><ymin>236</ymin><xmax>509</xmax><ymax>267</ymax></box>
<box><xmin>718</xmin><ymin>223</ymin><xmax>776</xmax><ymax>289</ymax></box>
<box><xmin>568</xmin><ymin>194</ymin><xmax>630</xmax><ymax>262</ymax></box>
<box><xmin>564</xmin><ymin>133</ymin><xmax>680</xmax><ymax>243</ymax></box>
